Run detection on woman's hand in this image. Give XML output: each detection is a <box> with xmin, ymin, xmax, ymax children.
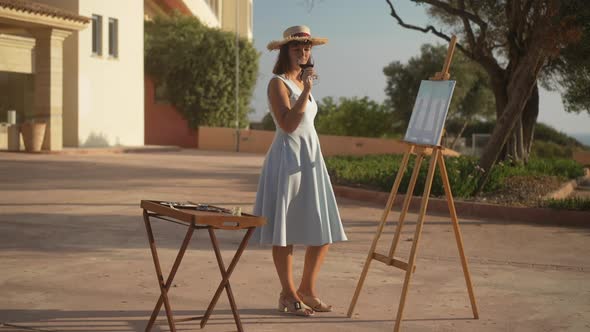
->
<box><xmin>301</xmin><ymin>67</ymin><xmax>316</xmax><ymax>92</ymax></box>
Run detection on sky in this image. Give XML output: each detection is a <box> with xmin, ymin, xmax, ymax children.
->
<box><xmin>249</xmin><ymin>0</ymin><xmax>590</xmax><ymax>139</ymax></box>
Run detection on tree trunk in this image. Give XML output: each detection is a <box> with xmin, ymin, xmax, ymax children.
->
<box><xmin>515</xmin><ymin>119</ymin><xmax>525</xmax><ymax>164</ymax></box>
<box><xmin>477</xmin><ymin>50</ymin><xmax>546</xmax><ymax>190</ymax></box>
<box><xmin>506</xmin><ymin>122</ymin><xmax>524</xmax><ymax>162</ymax></box>
<box><xmin>507</xmin><ymin>134</ymin><xmax>516</xmax><ymax>161</ymax></box>
<box><xmin>500</xmin><ymin>83</ymin><xmax>539</xmax><ymax>164</ymax></box>
<box><xmin>450</xmin><ymin>120</ymin><xmax>469</xmax><ymax>150</ymax></box>
<box><xmin>488</xmin><ymin>77</ymin><xmax>510</xmax><ymax>161</ymax></box>
<box><xmin>492</xmin><ymin>81</ymin><xmax>539</xmax><ymax>164</ymax></box>
<box><xmin>521</xmin><ymin>83</ymin><xmax>539</xmax><ymax>163</ymax></box>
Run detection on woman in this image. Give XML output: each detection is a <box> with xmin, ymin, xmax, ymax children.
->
<box><xmin>253</xmin><ymin>25</ymin><xmax>348</xmax><ymax>317</ymax></box>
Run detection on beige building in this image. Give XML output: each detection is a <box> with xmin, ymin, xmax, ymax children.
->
<box><xmin>145</xmin><ymin>0</ymin><xmax>253</xmax><ymax>39</ymax></box>
<box><xmin>38</xmin><ymin>0</ymin><xmax>145</xmax><ymax>148</ymax></box>
<box><xmin>0</xmin><ymin>0</ymin><xmax>88</xmax><ymax>151</ymax></box>
<box><xmin>0</xmin><ymin>0</ymin><xmax>253</xmax><ymax>151</ymax></box>
<box><xmin>221</xmin><ymin>0</ymin><xmax>253</xmax><ymax>40</ymax></box>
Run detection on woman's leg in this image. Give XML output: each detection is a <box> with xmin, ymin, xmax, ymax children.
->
<box><xmin>272</xmin><ymin>245</ymin><xmax>297</xmax><ymax>297</ymax></box>
<box><xmin>273</xmin><ymin>245</ymin><xmax>314</xmax><ymax>315</ymax></box>
<box><xmin>297</xmin><ymin>244</ymin><xmax>330</xmax><ymax>297</ymax></box>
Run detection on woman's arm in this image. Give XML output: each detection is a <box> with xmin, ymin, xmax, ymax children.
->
<box><xmin>268</xmin><ymin>78</ymin><xmax>311</xmax><ymax>133</ymax></box>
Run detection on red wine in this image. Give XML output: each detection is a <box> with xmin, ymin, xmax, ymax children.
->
<box><xmin>299</xmin><ymin>62</ymin><xmax>314</xmax><ymax>80</ymax></box>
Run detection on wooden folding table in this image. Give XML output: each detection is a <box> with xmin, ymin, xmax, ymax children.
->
<box><xmin>140</xmin><ymin>200</ymin><xmax>266</xmax><ymax>332</ymax></box>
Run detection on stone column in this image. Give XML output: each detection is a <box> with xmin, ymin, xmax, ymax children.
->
<box><xmin>30</xmin><ymin>28</ymin><xmax>71</xmax><ymax>151</ymax></box>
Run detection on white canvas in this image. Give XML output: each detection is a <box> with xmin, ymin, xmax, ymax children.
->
<box><xmin>404</xmin><ymin>80</ymin><xmax>456</xmax><ymax>146</ymax></box>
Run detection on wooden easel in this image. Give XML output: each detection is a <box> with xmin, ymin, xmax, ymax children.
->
<box><xmin>347</xmin><ymin>35</ymin><xmax>479</xmax><ymax>332</ymax></box>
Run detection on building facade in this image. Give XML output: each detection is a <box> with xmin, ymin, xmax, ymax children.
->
<box><xmin>0</xmin><ymin>0</ymin><xmax>88</xmax><ymax>150</ymax></box>
<box><xmin>38</xmin><ymin>0</ymin><xmax>145</xmax><ymax>148</ymax></box>
<box><xmin>0</xmin><ymin>0</ymin><xmax>253</xmax><ymax>151</ymax></box>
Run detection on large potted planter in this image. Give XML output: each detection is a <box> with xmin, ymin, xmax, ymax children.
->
<box><xmin>21</xmin><ymin>121</ymin><xmax>46</xmax><ymax>152</ymax></box>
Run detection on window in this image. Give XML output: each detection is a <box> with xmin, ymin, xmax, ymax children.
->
<box><xmin>108</xmin><ymin>18</ymin><xmax>118</xmax><ymax>57</ymax></box>
<box><xmin>91</xmin><ymin>14</ymin><xmax>102</xmax><ymax>55</ymax></box>
<box><xmin>206</xmin><ymin>0</ymin><xmax>219</xmax><ymax>18</ymax></box>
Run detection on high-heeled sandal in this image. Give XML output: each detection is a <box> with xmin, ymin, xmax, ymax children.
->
<box><xmin>297</xmin><ymin>291</ymin><xmax>333</xmax><ymax>312</ymax></box>
<box><xmin>278</xmin><ymin>294</ymin><xmax>314</xmax><ymax>316</ymax></box>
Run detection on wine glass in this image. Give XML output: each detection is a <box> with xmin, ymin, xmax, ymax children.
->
<box><xmin>298</xmin><ymin>57</ymin><xmax>319</xmax><ymax>85</ymax></box>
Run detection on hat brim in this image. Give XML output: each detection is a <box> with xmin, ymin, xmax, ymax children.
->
<box><xmin>267</xmin><ymin>36</ymin><xmax>328</xmax><ymax>51</ymax></box>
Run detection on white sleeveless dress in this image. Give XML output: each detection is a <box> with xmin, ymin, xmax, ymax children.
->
<box><xmin>252</xmin><ymin>74</ymin><xmax>348</xmax><ymax>246</ymax></box>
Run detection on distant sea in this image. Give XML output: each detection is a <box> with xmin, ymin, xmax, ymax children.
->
<box><xmin>571</xmin><ymin>133</ymin><xmax>590</xmax><ymax>147</ymax></box>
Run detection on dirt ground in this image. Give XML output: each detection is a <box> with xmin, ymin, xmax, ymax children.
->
<box><xmin>1</xmin><ymin>150</ymin><xmax>589</xmax><ymax>332</ymax></box>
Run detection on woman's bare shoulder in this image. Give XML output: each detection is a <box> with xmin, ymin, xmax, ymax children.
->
<box><xmin>268</xmin><ymin>76</ymin><xmax>289</xmax><ymax>95</ymax></box>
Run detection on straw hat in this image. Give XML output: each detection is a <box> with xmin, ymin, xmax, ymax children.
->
<box><xmin>266</xmin><ymin>25</ymin><xmax>328</xmax><ymax>51</ymax></box>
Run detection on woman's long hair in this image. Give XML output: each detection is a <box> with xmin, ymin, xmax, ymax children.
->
<box><xmin>272</xmin><ymin>41</ymin><xmax>311</xmax><ymax>75</ymax></box>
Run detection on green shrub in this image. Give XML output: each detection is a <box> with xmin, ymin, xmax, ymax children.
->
<box><xmin>534</xmin><ymin>123</ymin><xmax>585</xmax><ymax>148</ymax></box>
<box><xmin>543</xmin><ymin>197</ymin><xmax>590</xmax><ymax>210</ymax></box>
<box><xmin>145</xmin><ymin>15</ymin><xmax>259</xmax><ymax>128</ymax></box>
<box><xmin>315</xmin><ymin>97</ymin><xmax>394</xmax><ymax>138</ymax></box>
<box><xmin>325</xmin><ymin>154</ymin><xmax>584</xmax><ymax>198</ymax></box>
<box><xmin>261</xmin><ymin>112</ymin><xmax>276</xmax><ymax>131</ymax></box>
<box><xmin>532</xmin><ymin>140</ymin><xmax>574</xmax><ymax>158</ymax></box>
<box><xmin>524</xmin><ymin>158</ymin><xmax>585</xmax><ymax>178</ymax></box>
<box><xmin>447</xmin><ymin>121</ymin><xmax>586</xmax><ymax>151</ymax></box>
